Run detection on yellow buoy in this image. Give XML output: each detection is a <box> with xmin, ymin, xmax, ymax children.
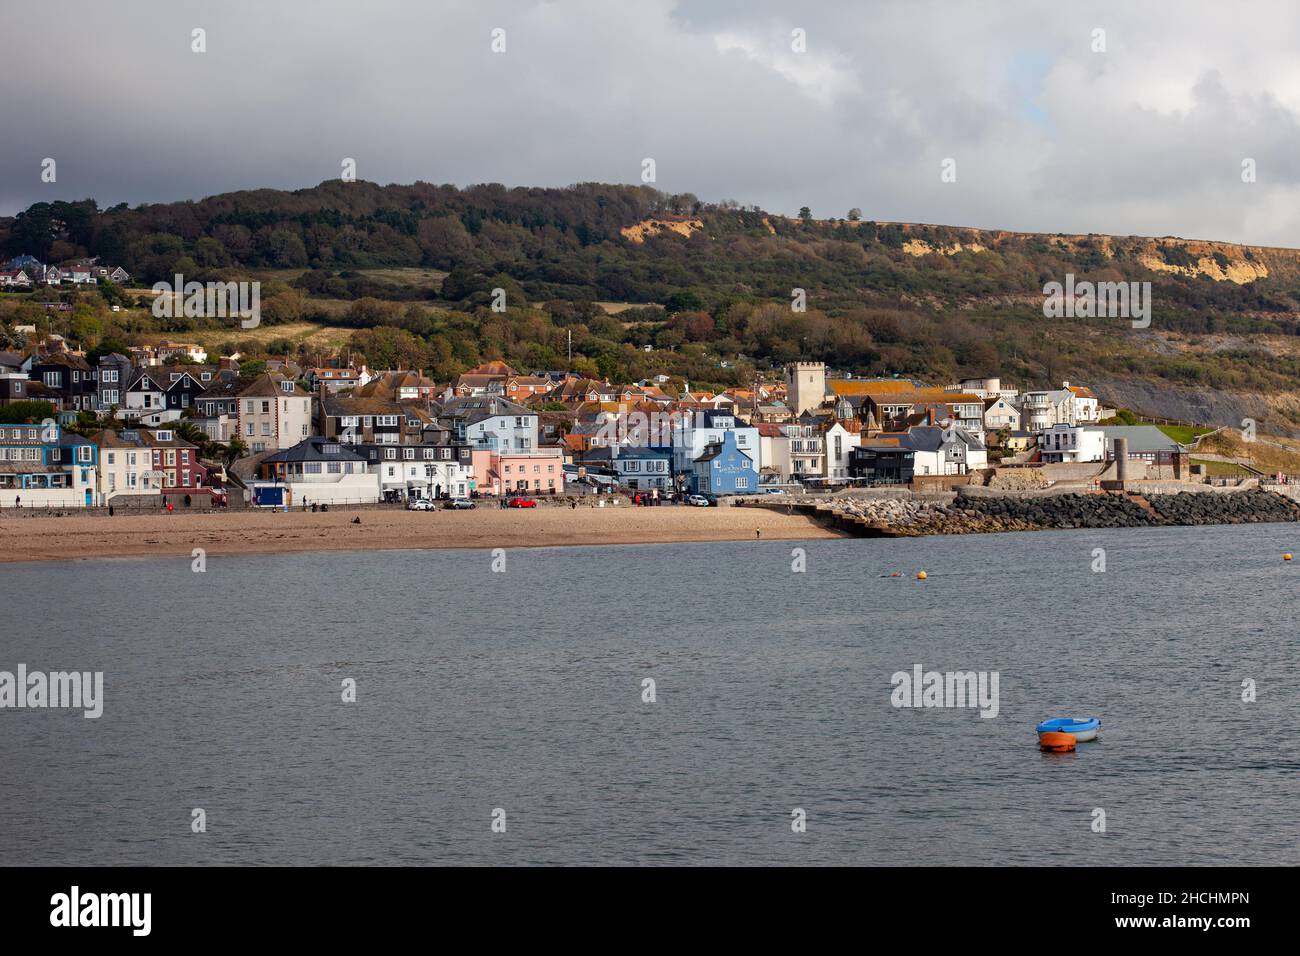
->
<box><xmin>917</xmin><ymin>570</ymin><xmax>928</xmax><ymax>580</ymax></box>
<box><xmin>1286</xmin><ymin>554</ymin><xmax>1293</xmax><ymax>561</ymax></box>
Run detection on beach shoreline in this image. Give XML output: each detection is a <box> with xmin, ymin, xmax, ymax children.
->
<box><xmin>0</xmin><ymin>505</ymin><xmax>843</xmax><ymax>564</ymax></box>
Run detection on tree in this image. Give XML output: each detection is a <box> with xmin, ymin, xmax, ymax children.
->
<box><xmin>847</xmin><ymin>208</ymin><xmax>862</xmax><ymax>221</ymax></box>
<box><xmin>0</xmin><ymin>400</ymin><xmax>56</xmax><ymax>423</ymax></box>
<box><xmin>221</xmin><ymin>437</ymin><xmax>248</xmax><ymax>467</ymax></box>
<box><xmin>799</xmin><ymin>206</ymin><xmax>813</xmax><ymax>222</ymax></box>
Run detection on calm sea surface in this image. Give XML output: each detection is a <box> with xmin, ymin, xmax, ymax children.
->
<box><xmin>1</xmin><ymin>523</ymin><xmax>1297</xmax><ymax>865</ymax></box>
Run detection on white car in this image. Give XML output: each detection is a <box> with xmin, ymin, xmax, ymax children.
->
<box><xmin>406</xmin><ymin>498</ymin><xmax>436</xmax><ymax>511</ymax></box>
<box><xmin>686</xmin><ymin>494</ymin><xmax>710</xmax><ymax>507</ymax></box>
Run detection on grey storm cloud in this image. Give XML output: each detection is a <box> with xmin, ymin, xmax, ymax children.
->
<box><xmin>3</xmin><ymin>0</ymin><xmax>1300</xmax><ymax>245</ymax></box>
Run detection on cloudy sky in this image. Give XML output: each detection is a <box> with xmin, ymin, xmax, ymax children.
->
<box><xmin>4</xmin><ymin>0</ymin><xmax>1300</xmax><ymax>245</ymax></box>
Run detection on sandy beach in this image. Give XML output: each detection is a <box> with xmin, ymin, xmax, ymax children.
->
<box><xmin>0</xmin><ymin>504</ymin><xmax>841</xmax><ymax>564</ymax></box>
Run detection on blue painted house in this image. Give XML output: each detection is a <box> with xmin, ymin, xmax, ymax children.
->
<box><xmin>690</xmin><ymin>431</ymin><xmax>757</xmax><ymax>494</ymax></box>
<box><xmin>0</xmin><ymin>420</ymin><xmax>99</xmax><ymax>507</ymax></box>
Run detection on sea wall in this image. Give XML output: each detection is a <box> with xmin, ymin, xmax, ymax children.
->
<box><xmin>825</xmin><ymin>488</ymin><xmax>1300</xmax><ymax>535</ymax></box>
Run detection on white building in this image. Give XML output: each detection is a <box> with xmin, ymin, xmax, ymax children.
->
<box><xmin>1037</xmin><ymin>423</ymin><xmax>1105</xmax><ymax>463</ymax></box>
<box><xmin>671</xmin><ymin>409</ymin><xmax>759</xmax><ymax>476</ymax></box>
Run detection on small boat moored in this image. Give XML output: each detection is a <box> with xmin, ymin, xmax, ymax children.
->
<box><xmin>1036</xmin><ymin>717</ymin><xmax>1101</xmax><ymax>743</ymax></box>
<box><xmin>1038</xmin><ymin>731</ymin><xmax>1077</xmax><ymax>752</ymax></box>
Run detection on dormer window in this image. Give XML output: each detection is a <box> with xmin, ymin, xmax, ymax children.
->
<box><xmin>323</xmin><ymin>443</ymin><xmax>340</xmax><ymax>455</ymax></box>
<box><xmin>157</xmin><ymin>431</ymin><xmax>172</xmax><ymax>441</ymax></box>
<box><xmin>281</xmin><ymin>381</ymin><xmax>294</xmax><ymax>393</ymax></box>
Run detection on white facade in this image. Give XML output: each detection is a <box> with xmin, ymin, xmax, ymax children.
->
<box><xmin>984</xmin><ymin>398</ymin><xmax>1021</xmax><ymax>431</ymax></box>
<box><xmin>371</xmin><ymin>448</ymin><xmax>474</xmax><ymax>499</ymax></box>
<box><xmin>1037</xmin><ymin>424</ymin><xmax>1105</xmax><ymax>463</ymax></box>
<box><xmin>822</xmin><ymin>422</ymin><xmax>864</xmax><ymax>480</ymax></box>
<box><xmin>672</xmin><ymin>412</ymin><xmax>759</xmax><ymax>475</ymax></box>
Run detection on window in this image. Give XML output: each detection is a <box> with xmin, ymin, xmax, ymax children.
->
<box><xmin>305</xmin><ymin>462</ymin><xmax>322</xmax><ymax>474</ymax></box>
<box><xmin>78</xmin><ymin>446</ymin><xmax>93</xmax><ymax>463</ymax></box>
<box><xmin>327</xmin><ymin>462</ymin><xmax>341</xmax><ymax>474</ymax></box>
<box><xmin>107</xmin><ymin>452</ymin><xmax>116</xmax><ymax>465</ymax></box>
<box><xmin>261</xmin><ymin>401</ymin><xmax>270</xmax><ymax>413</ymax></box>
<box><xmin>403</xmin><ymin>448</ymin><xmax>414</xmax><ymax>460</ymax></box>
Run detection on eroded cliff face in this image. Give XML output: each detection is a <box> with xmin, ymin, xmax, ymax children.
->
<box><xmin>619</xmin><ymin>217</ymin><xmax>704</xmax><ymax>243</ymax></box>
<box><xmin>1090</xmin><ymin>376</ymin><xmax>1300</xmax><ymax>436</ymax></box>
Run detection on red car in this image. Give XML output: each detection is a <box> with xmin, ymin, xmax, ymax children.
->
<box><xmin>507</xmin><ymin>496</ymin><xmax>538</xmax><ymax>508</ymax></box>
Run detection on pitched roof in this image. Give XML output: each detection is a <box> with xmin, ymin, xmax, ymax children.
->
<box><xmin>262</xmin><ymin>436</ymin><xmax>369</xmax><ymax>464</ymax></box>
<box><xmin>1098</xmin><ymin>425</ymin><xmax>1185</xmax><ymax>453</ymax></box>
<box><xmin>238</xmin><ymin>371</ymin><xmax>310</xmax><ymax>398</ymax></box>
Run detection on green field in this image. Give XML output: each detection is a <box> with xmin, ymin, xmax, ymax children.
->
<box><xmin>1154</xmin><ymin>423</ymin><xmax>1213</xmax><ymax>445</ymax></box>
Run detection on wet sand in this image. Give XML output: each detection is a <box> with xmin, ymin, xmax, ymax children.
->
<box><xmin>0</xmin><ymin>504</ymin><xmax>841</xmax><ymax>564</ymax></box>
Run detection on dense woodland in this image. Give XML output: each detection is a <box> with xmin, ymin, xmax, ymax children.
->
<box><xmin>5</xmin><ymin>181</ymin><xmax>1300</xmax><ymax>400</ymax></box>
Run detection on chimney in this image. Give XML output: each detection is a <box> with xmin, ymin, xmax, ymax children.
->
<box><xmin>927</xmin><ymin>407</ymin><xmax>935</xmax><ymax>426</ymax></box>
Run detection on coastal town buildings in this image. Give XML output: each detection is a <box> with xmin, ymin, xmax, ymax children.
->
<box><xmin>0</xmin><ymin>420</ymin><xmax>97</xmax><ymax>508</ymax></box>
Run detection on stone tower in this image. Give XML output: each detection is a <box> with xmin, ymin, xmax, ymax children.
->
<box><xmin>785</xmin><ymin>361</ymin><xmax>826</xmax><ymax>416</ymax></box>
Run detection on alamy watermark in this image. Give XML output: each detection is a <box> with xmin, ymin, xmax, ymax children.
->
<box><xmin>152</xmin><ymin>274</ymin><xmax>260</xmax><ymax>328</ymax></box>
<box><xmin>1043</xmin><ymin>273</ymin><xmax>1150</xmax><ymax>328</ymax></box>
<box><xmin>890</xmin><ymin>664</ymin><xmax>999</xmax><ymax>718</ymax></box>
<box><xmin>0</xmin><ymin>664</ymin><xmax>103</xmax><ymax>718</ymax></box>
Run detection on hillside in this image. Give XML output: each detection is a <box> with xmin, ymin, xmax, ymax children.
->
<box><xmin>6</xmin><ymin>181</ymin><xmax>1300</xmax><ymax>431</ymax></box>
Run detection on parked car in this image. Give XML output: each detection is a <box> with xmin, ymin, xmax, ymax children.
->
<box><xmin>507</xmin><ymin>497</ymin><xmax>538</xmax><ymax>508</ymax></box>
<box><xmin>701</xmin><ymin>492</ymin><xmax>719</xmax><ymax>506</ymax></box>
<box><xmin>764</xmin><ymin>487</ymin><xmax>788</xmax><ymax>495</ymax></box>
<box><xmin>685</xmin><ymin>494</ymin><xmax>711</xmax><ymax>507</ymax></box>
<box><xmin>445</xmin><ymin>498</ymin><xmax>476</xmax><ymax>510</ymax></box>
<box><xmin>406</xmin><ymin>498</ymin><xmax>436</xmax><ymax>511</ymax></box>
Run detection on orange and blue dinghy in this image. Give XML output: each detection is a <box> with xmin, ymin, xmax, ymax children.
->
<box><xmin>1038</xmin><ymin>731</ymin><xmax>1076</xmax><ymax>752</ymax></box>
<box><xmin>1036</xmin><ymin>717</ymin><xmax>1101</xmax><ymax>743</ymax></box>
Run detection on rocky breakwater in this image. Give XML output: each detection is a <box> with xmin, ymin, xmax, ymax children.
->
<box><xmin>831</xmin><ymin>489</ymin><xmax>1300</xmax><ymax>536</ymax></box>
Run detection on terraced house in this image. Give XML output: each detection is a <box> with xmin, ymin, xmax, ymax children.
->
<box><xmin>237</xmin><ymin>372</ymin><xmax>313</xmax><ymax>453</ymax></box>
<box><xmin>0</xmin><ymin>421</ymin><xmax>97</xmax><ymax>508</ymax></box>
